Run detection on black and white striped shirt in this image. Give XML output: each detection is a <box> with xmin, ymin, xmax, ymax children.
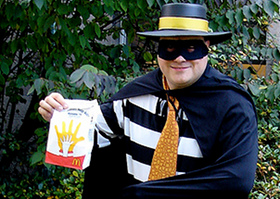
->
<box><xmin>95</xmin><ymin>94</ymin><xmax>206</xmax><ymax>182</ymax></box>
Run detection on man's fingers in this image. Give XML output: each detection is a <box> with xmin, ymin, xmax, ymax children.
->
<box><xmin>45</xmin><ymin>95</ymin><xmax>64</xmax><ymax>111</ymax></box>
<box><xmin>50</xmin><ymin>92</ymin><xmax>68</xmax><ymax>109</ymax></box>
<box><xmin>43</xmin><ymin>93</ymin><xmax>68</xmax><ymax>112</ymax></box>
<box><xmin>38</xmin><ymin>92</ymin><xmax>68</xmax><ymax>122</ymax></box>
<box><xmin>38</xmin><ymin>106</ymin><xmax>52</xmax><ymax>122</ymax></box>
<box><xmin>39</xmin><ymin>99</ymin><xmax>54</xmax><ymax>114</ymax></box>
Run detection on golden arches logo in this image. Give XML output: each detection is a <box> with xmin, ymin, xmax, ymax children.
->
<box><xmin>72</xmin><ymin>158</ymin><xmax>81</xmax><ymax>166</ymax></box>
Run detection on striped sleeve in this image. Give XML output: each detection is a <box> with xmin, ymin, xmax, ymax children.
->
<box><xmin>95</xmin><ymin>100</ymin><xmax>125</xmax><ymax>139</ymax></box>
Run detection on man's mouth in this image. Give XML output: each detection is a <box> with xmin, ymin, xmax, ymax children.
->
<box><xmin>170</xmin><ymin>66</ymin><xmax>190</xmax><ymax>70</ymax></box>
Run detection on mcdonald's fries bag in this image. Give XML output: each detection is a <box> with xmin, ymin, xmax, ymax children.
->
<box><xmin>45</xmin><ymin>99</ymin><xmax>98</xmax><ymax>170</ymax></box>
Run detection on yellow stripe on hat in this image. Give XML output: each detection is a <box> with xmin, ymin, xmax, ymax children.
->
<box><xmin>159</xmin><ymin>17</ymin><xmax>209</xmax><ymax>32</ymax></box>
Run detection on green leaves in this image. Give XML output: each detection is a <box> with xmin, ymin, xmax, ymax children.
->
<box><xmin>235</xmin><ymin>8</ymin><xmax>244</xmax><ymax>26</ymax></box>
<box><xmin>94</xmin><ymin>23</ymin><xmax>101</xmax><ymax>38</ymax></box>
<box><xmin>273</xmin><ymin>48</ymin><xmax>280</xmax><ymax>62</ymax></box>
<box><xmin>243</xmin><ymin>6</ymin><xmax>253</xmax><ymax>20</ymax></box>
<box><xmin>263</xmin><ymin>0</ymin><xmax>277</xmax><ymax>18</ymax></box>
<box><xmin>147</xmin><ymin>0</ymin><xmax>155</xmax><ymax>7</ymax></box>
<box><xmin>119</xmin><ymin>0</ymin><xmax>129</xmax><ymax>12</ymax></box>
<box><xmin>69</xmin><ymin>69</ymin><xmax>86</xmax><ymax>84</ymax></box>
<box><xmin>70</xmin><ymin>64</ymin><xmax>116</xmax><ymax>97</ymax></box>
<box><xmin>137</xmin><ymin>0</ymin><xmax>148</xmax><ymax>10</ymax></box>
<box><xmin>28</xmin><ymin>78</ymin><xmax>48</xmax><ymax>96</ymax></box>
<box><xmin>1</xmin><ymin>62</ymin><xmax>9</xmax><ymax>75</ymax></box>
<box><xmin>43</xmin><ymin>15</ymin><xmax>55</xmax><ymax>32</ymax></box>
<box><xmin>248</xmin><ymin>83</ymin><xmax>260</xmax><ymax>96</ymax></box>
<box><xmin>225</xmin><ymin>10</ymin><xmax>235</xmax><ymax>25</ymax></box>
<box><xmin>79</xmin><ymin>35</ymin><xmax>87</xmax><ymax>49</ymax></box>
<box><xmin>248</xmin><ymin>73</ymin><xmax>280</xmax><ymax>104</ymax></box>
<box><xmin>246</xmin><ymin>64</ymin><xmax>280</xmax><ymax>198</ymax></box>
<box><xmin>30</xmin><ymin>151</ymin><xmax>44</xmax><ymax>165</ymax></box>
<box><xmin>143</xmin><ymin>51</ymin><xmax>153</xmax><ymax>62</ymax></box>
<box><xmin>34</xmin><ymin>0</ymin><xmax>45</xmax><ymax>10</ymax></box>
<box><xmin>209</xmin><ymin>0</ymin><xmax>280</xmax><ymax>78</ymax></box>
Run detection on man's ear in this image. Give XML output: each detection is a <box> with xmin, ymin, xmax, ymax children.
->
<box><xmin>205</xmin><ymin>40</ymin><xmax>210</xmax><ymax>48</ymax></box>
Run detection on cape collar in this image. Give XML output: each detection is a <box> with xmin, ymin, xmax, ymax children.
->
<box><xmin>110</xmin><ymin>64</ymin><xmax>248</xmax><ymax>102</ymax></box>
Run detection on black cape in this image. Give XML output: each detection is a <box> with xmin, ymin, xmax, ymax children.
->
<box><xmin>83</xmin><ymin>65</ymin><xmax>258</xmax><ymax>199</ymax></box>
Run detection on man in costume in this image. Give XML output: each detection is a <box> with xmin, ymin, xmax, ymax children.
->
<box><xmin>38</xmin><ymin>3</ymin><xmax>258</xmax><ymax>198</ymax></box>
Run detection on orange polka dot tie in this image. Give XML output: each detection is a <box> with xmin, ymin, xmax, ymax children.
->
<box><xmin>148</xmin><ymin>75</ymin><xmax>179</xmax><ymax>181</ymax></box>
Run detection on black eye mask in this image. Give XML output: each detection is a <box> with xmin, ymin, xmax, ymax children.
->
<box><xmin>158</xmin><ymin>40</ymin><xmax>209</xmax><ymax>61</ymax></box>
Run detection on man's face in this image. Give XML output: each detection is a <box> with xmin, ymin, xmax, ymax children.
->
<box><xmin>157</xmin><ymin>36</ymin><xmax>210</xmax><ymax>90</ymax></box>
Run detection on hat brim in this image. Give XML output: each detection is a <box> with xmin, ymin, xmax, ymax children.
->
<box><xmin>137</xmin><ymin>30</ymin><xmax>232</xmax><ymax>45</ymax></box>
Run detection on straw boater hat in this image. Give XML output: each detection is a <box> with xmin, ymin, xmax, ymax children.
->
<box><xmin>137</xmin><ymin>3</ymin><xmax>232</xmax><ymax>45</ymax></box>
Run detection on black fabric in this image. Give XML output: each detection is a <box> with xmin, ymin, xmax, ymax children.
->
<box><xmin>161</xmin><ymin>3</ymin><xmax>207</xmax><ymax>19</ymax></box>
<box><xmin>123</xmin><ymin>99</ymin><xmax>167</xmax><ymax>132</ymax></box>
<box><xmin>82</xmin><ymin>136</ymin><xmax>129</xmax><ymax>198</ymax></box>
<box><xmin>83</xmin><ymin>64</ymin><xmax>258</xmax><ymax>198</ymax></box>
<box><xmin>158</xmin><ymin>40</ymin><xmax>208</xmax><ymax>61</ymax></box>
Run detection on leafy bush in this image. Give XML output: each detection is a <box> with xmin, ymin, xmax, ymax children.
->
<box><xmin>246</xmin><ymin>64</ymin><xmax>280</xmax><ymax>198</ymax></box>
<box><xmin>1</xmin><ymin>0</ymin><xmax>280</xmax><ymax>198</ymax></box>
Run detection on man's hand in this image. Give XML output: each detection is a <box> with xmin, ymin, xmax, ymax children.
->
<box><xmin>38</xmin><ymin>92</ymin><xmax>68</xmax><ymax>122</ymax></box>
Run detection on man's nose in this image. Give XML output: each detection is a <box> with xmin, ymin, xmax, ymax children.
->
<box><xmin>174</xmin><ymin>55</ymin><xmax>187</xmax><ymax>62</ymax></box>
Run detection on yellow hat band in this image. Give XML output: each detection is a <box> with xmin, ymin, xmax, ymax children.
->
<box><xmin>159</xmin><ymin>17</ymin><xmax>209</xmax><ymax>32</ymax></box>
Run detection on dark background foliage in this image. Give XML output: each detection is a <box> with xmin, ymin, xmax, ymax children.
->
<box><xmin>0</xmin><ymin>0</ymin><xmax>280</xmax><ymax>198</ymax></box>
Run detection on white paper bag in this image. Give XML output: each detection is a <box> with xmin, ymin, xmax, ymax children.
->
<box><xmin>45</xmin><ymin>99</ymin><xmax>98</xmax><ymax>170</ymax></box>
